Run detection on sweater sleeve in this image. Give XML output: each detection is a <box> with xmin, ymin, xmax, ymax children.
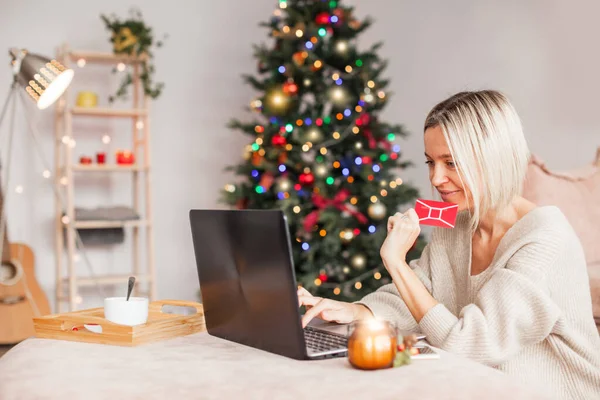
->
<box><xmin>418</xmin><ymin>239</ymin><xmax>563</xmax><ymax>367</ymax></box>
<box><xmin>353</xmin><ymin>243</ymin><xmax>433</xmax><ymax>333</ymax></box>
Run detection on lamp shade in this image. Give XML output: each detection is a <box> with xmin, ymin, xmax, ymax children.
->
<box><xmin>11</xmin><ymin>49</ymin><xmax>74</xmax><ymax>110</ymax></box>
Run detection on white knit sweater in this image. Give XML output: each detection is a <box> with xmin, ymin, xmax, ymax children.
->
<box><xmin>356</xmin><ymin>206</ymin><xmax>600</xmax><ymax>399</ymax></box>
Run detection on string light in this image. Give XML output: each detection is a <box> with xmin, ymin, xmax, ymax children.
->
<box><xmin>389</xmin><ymin>181</ymin><xmax>397</xmax><ymax>188</ymax></box>
<box><xmin>42</xmin><ymin>170</ymin><xmax>51</xmax><ymax>178</ymax></box>
<box><xmin>332</xmin><ymin>131</ymin><xmax>340</xmax><ymax>139</ymax></box>
<box><xmin>374</xmin><ymin>272</ymin><xmax>382</xmax><ymax>280</ymax></box>
<box><xmin>370</xmin><ymin>196</ymin><xmax>378</xmax><ymax>203</ymax></box>
<box><xmin>293</xmin><ymin>206</ymin><xmax>301</xmax><ymax>213</ymax></box>
<box><xmin>102</xmin><ymin>135</ymin><xmax>111</xmax><ymax>144</ymax></box>
<box><xmin>296</xmin><ymin>30</ymin><xmax>304</xmax><ymax>37</ymax></box>
<box><xmin>224</xmin><ymin>184</ymin><xmax>236</xmax><ymax>193</ymax></box>
<box><xmin>352</xmin><ymin>127</ymin><xmax>360</xmax><ymax>134</ymax></box>
<box><xmin>60</xmin><ymin>177</ymin><xmax>68</xmax><ymax>186</ymax></box>
<box><xmin>77</xmin><ymin>58</ymin><xmax>86</xmax><ymax>68</ymax></box>
<box><xmin>380</xmin><ymin>189</ymin><xmax>388</xmax><ymax>196</ymax></box>
<box><xmin>61</xmin><ymin>136</ymin><xmax>69</xmax><ymax>144</ymax></box>
<box><xmin>279</xmin><ymin>0</ymin><xmax>287</xmax><ymax>9</ymax></box>
<box><xmin>61</xmin><ymin>215</ymin><xmax>70</xmax><ymax>224</ymax></box>
<box><xmin>319</xmin><ymin>148</ymin><xmax>327</xmax><ymax>155</ymax></box>
<box><xmin>136</xmin><ymin>121</ymin><xmax>144</xmax><ymax>129</ymax></box>
<box><xmin>367</xmin><ymin>80</ymin><xmax>375</xmax><ymax>88</ymax></box>
<box><xmin>256</xmin><ymin>138</ymin><xmax>263</xmax><ymax>145</ymax></box>
<box><xmin>116</xmin><ymin>63</ymin><xmax>126</xmax><ymax>72</ymax></box>
<box><xmin>15</xmin><ymin>185</ymin><xmax>23</xmax><ymax>194</ymax></box>
<box><xmin>319</xmin><ymin>229</ymin><xmax>327</xmax><ymax>237</ymax></box>
<box><xmin>333</xmin><ymin>161</ymin><xmax>340</xmax><ymax>168</ymax></box>
<box><xmin>350</xmin><ymin>197</ymin><xmax>358</xmax><ymax>205</ymax></box>
<box><xmin>345</xmin><ymin>65</ymin><xmax>353</xmax><ymax>73</ymax></box>
<box><xmin>315</xmin><ymin>278</ymin><xmax>322</xmax><ymax>286</ymax></box>
<box><xmin>69</xmin><ymin>139</ymin><xmax>76</xmax><ymax>148</ymax></box>
<box><xmin>333</xmin><ymin>287</ymin><xmax>341</xmax><ymax>295</ymax></box>
<box><xmin>355</xmin><ymin>282</ymin><xmax>362</xmax><ymax>290</ymax></box>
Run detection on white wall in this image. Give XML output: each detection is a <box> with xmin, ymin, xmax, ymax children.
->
<box><xmin>0</xmin><ymin>0</ymin><xmax>598</xmax><ymax>311</ymax></box>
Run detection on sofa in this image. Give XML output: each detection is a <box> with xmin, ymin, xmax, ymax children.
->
<box><xmin>521</xmin><ymin>147</ymin><xmax>600</xmax><ymax>325</ymax></box>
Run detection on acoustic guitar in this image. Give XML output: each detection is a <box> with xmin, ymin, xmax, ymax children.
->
<box><xmin>0</xmin><ymin>170</ymin><xmax>50</xmax><ymax>344</ymax></box>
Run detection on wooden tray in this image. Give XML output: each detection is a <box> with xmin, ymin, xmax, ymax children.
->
<box><xmin>33</xmin><ymin>299</ymin><xmax>205</xmax><ymax>346</ymax></box>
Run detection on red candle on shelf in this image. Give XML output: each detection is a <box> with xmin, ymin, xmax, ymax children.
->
<box><xmin>116</xmin><ymin>150</ymin><xmax>135</xmax><ymax>165</ymax></box>
<box><xmin>96</xmin><ymin>152</ymin><xmax>106</xmax><ymax>164</ymax></box>
<box><xmin>79</xmin><ymin>156</ymin><xmax>92</xmax><ymax>165</ymax></box>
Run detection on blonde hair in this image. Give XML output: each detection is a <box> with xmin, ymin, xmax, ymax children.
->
<box><xmin>423</xmin><ymin>90</ymin><xmax>530</xmax><ymax>233</ymax></box>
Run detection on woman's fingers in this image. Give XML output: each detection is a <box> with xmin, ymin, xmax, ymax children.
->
<box><xmin>297</xmin><ymin>286</ymin><xmax>313</xmax><ymax>298</ymax></box>
<box><xmin>298</xmin><ymin>295</ymin><xmax>320</xmax><ymax>308</ymax></box>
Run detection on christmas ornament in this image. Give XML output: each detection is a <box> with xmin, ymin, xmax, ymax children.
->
<box><xmin>332</xmin><ymin>8</ymin><xmax>346</xmax><ymax>25</ymax></box>
<box><xmin>292</xmin><ymin>51</ymin><xmax>307</xmax><ymax>66</ymax></box>
<box><xmin>314</xmin><ymin>164</ymin><xmax>329</xmax><ymax>178</ymax></box>
<box><xmin>259</xmin><ymin>173</ymin><xmax>275</xmax><ymax>191</ymax></box>
<box><xmin>299</xmin><ymin>171</ymin><xmax>315</xmax><ymax>186</ymax></box>
<box><xmin>272</xmin><ymin>134</ymin><xmax>287</xmax><ymax>146</ymax></box>
<box><xmin>349</xmin><ymin>19</ymin><xmax>362</xmax><ymax>30</ymax></box>
<box><xmin>350</xmin><ymin>254</ymin><xmax>366</xmax><ymax>270</ymax></box>
<box><xmin>328</xmin><ymin>86</ymin><xmax>350</xmax><ymax>107</ymax></box>
<box><xmin>303</xmin><ymin>78</ymin><xmax>312</xmax><ymax>87</ymax></box>
<box><xmin>276</xmin><ymin>177</ymin><xmax>292</xmax><ymax>192</ymax></box>
<box><xmin>315</xmin><ymin>12</ymin><xmax>330</xmax><ymax>25</ymax></box>
<box><xmin>334</xmin><ymin>40</ymin><xmax>349</xmax><ymax>54</ymax></box>
<box><xmin>368</xmin><ymin>202</ymin><xmax>387</xmax><ymax>220</ymax></box>
<box><xmin>252</xmin><ymin>152</ymin><xmax>263</xmax><ymax>166</ymax></box>
<box><xmin>265</xmin><ymin>87</ymin><xmax>291</xmax><ymax>115</ymax></box>
<box><xmin>304</xmin><ymin>127</ymin><xmax>323</xmax><ymax>143</ymax></box>
<box><xmin>283</xmin><ymin>81</ymin><xmax>299</xmax><ymax>95</ymax></box>
<box><xmin>340</xmin><ymin>228</ymin><xmax>354</xmax><ymax>244</ymax></box>
<box><xmin>348</xmin><ymin>320</ymin><xmax>397</xmax><ymax>370</ymax></box>
<box><xmin>318</xmin><ymin>272</ymin><xmax>328</xmax><ymax>282</ymax></box>
<box><xmin>278</xmin><ymin>151</ymin><xmax>288</xmax><ymax>163</ymax></box>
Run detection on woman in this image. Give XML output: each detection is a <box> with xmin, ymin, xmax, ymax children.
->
<box><xmin>298</xmin><ymin>90</ymin><xmax>600</xmax><ymax>399</ymax></box>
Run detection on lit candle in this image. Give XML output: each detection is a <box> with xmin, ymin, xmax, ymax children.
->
<box><xmin>116</xmin><ymin>150</ymin><xmax>135</xmax><ymax>165</ymax></box>
<box><xmin>347</xmin><ymin>319</ymin><xmax>397</xmax><ymax>370</ymax></box>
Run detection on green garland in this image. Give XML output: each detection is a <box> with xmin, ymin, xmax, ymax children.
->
<box><xmin>100</xmin><ymin>8</ymin><xmax>166</xmax><ymax>102</ymax></box>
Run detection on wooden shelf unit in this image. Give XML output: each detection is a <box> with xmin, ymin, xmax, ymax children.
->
<box><xmin>54</xmin><ymin>44</ymin><xmax>156</xmax><ymax>312</ymax></box>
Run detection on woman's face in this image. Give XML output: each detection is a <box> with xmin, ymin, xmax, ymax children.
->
<box><xmin>424</xmin><ymin>126</ymin><xmax>473</xmax><ymax>211</ymax></box>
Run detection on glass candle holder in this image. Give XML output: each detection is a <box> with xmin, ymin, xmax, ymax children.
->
<box><xmin>347</xmin><ymin>319</ymin><xmax>398</xmax><ymax>370</ymax></box>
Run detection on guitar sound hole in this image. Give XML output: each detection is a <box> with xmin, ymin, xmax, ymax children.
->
<box><xmin>0</xmin><ymin>262</ymin><xmax>18</xmax><ymax>283</ymax></box>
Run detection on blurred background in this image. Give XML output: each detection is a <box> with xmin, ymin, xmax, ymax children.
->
<box><xmin>0</xmin><ymin>0</ymin><xmax>598</xmax><ymax>314</ymax></box>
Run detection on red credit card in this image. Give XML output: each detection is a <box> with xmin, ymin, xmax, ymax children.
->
<box><xmin>415</xmin><ymin>199</ymin><xmax>458</xmax><ymax>228</ymax></box>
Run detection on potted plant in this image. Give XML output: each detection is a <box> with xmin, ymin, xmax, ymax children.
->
<box><xmin>100</xmin><ymin>8</ymin><xmax>166</xmax><ymax>102</ymax></box>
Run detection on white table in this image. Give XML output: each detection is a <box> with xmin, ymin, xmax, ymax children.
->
<box><xmin>0</xmin><ymin>332</ymin><xmax>553</xmax><ymax>399</ymax></box>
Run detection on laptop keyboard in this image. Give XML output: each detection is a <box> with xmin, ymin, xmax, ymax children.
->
<box><xmin>303</xmin><ymin>326</ymin><xmax>348</xmax><ymax>353</ymax></box>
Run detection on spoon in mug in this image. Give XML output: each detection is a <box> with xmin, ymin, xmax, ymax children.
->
<box><xmin>126</xmin><ymin>276</ymin><xmax>135</xmax><ymax>301</ymax></box>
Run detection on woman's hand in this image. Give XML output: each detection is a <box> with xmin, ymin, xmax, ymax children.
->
<box><xmin>380</xmin><ymin>209</ymin><xmax>421</xmax><ymax>273</ymax></box>
<box><xmin>297</xmin><ymin>287</ymin><xmax>373</xmax><ymax>328</ymax></box>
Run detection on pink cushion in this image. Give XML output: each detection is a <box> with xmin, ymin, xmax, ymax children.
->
<box><xmin>521</xmin><ymin>150</ymin><xmax>600</xmax><ymax>266</ymax></box>
<box><xmin>521</xmin><ymin>149</ymin><xmax>600</xmax><ymax>318</ymax></box>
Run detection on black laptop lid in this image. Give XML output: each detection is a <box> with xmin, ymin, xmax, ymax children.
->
<box><xmin>189</xmin><ymin>209</ymin><xmax>307</xmax><ymax>360</ymax></box>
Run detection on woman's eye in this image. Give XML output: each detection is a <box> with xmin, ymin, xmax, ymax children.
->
<box><xmin>425</xmin><ymin>160</ymin><xmax>433</xmax><ymax>166</ymax></box>
<box><xmin>447</xmin><ymin>162</ymin><xmax>455</xmax><ymax>168</ymax></box>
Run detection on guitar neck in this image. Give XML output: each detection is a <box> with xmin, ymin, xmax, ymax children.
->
<box><xmin>0</xmin><ymin>165</ymin><xmax>12</xmax><ymax>264</ymax></box>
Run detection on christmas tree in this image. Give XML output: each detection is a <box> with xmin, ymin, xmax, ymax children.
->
<box><xmin>221</xmin><ymin>0</ymin><xmax>426</xmax><ymax>302</ymax></box>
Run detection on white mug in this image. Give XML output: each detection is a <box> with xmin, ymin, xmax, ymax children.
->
<box><xmin>104</xmin><ymin>297</ymin><xmax>149</xmax><ymax>326</ymax></box>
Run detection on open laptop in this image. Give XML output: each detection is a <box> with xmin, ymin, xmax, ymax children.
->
<box><xmin>189</xmin><ymin>209</ymin><xmax>350</xmax><ymax>360</ymax></box>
